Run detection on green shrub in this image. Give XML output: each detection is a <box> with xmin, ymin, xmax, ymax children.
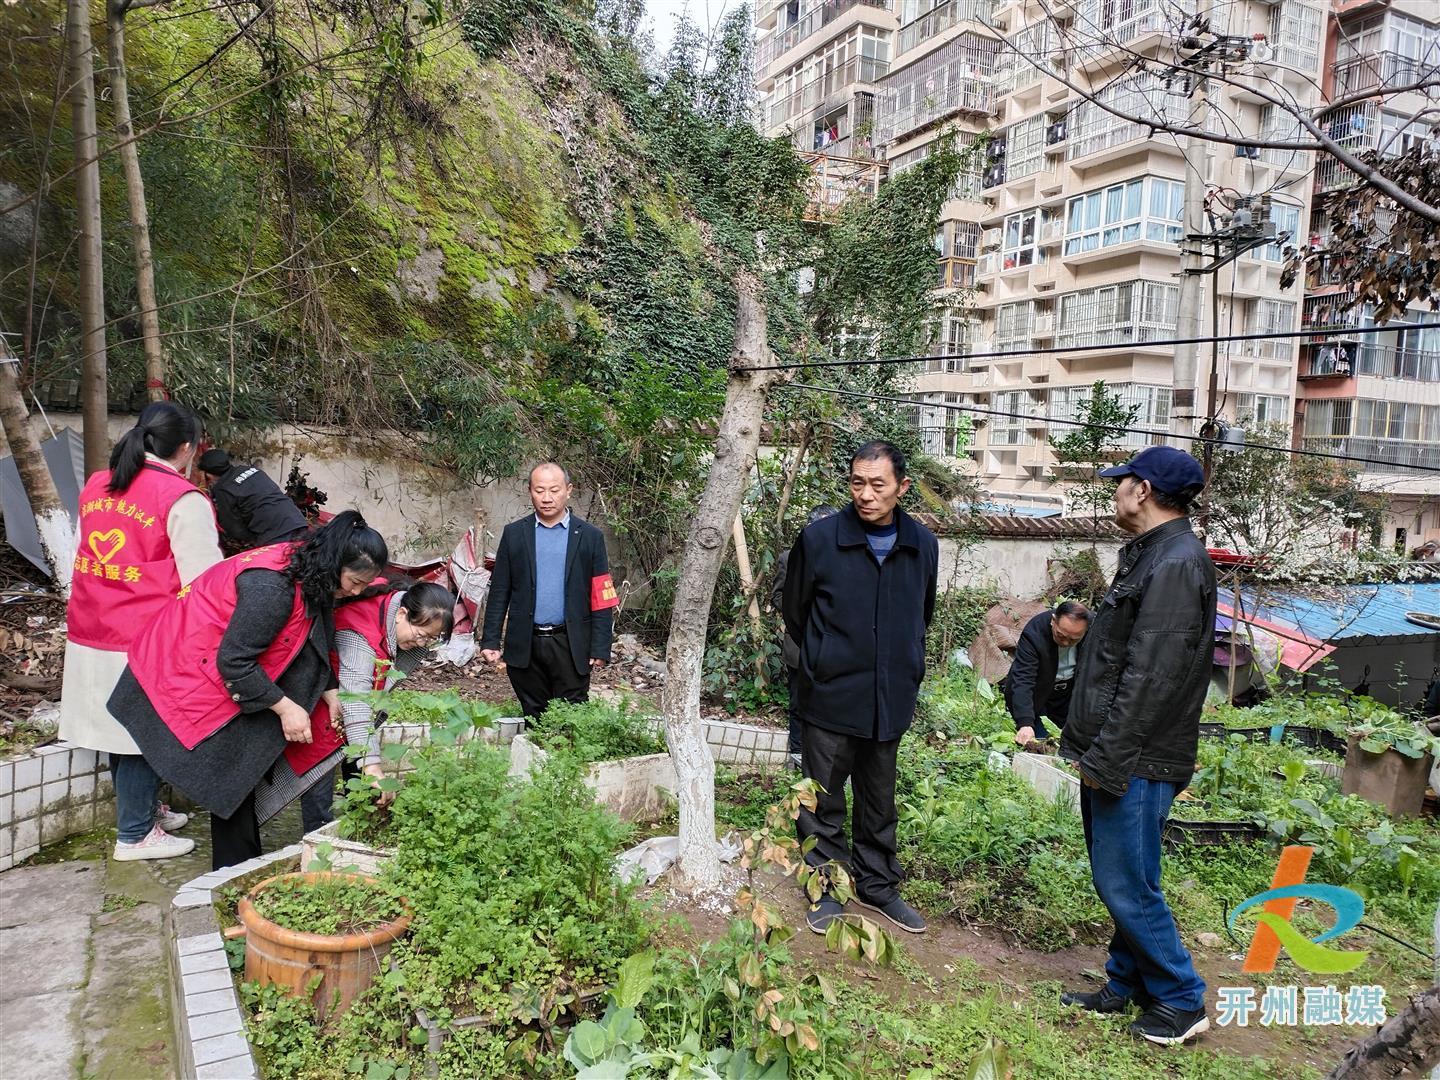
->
<box><xmin>528</xmin><ymin>698</ymin><xmax>666</xmax><ymax>763</ymax></box>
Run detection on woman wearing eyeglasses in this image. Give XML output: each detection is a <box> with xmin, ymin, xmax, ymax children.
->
<box><xmin>288</xmin><ymin>581</ymin><xmax>457</xmax><ymax>832</ymax></box>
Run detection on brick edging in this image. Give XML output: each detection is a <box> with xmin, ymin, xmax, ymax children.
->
<box><xmin>165</xmin><ymin>844</ymin><xmax>301</xmax><ymax>1080</ymax></box>
<box><xmin>0</xmin><ymin>739</ymin><xmax>115</xmax><ymax>872</ymax></box>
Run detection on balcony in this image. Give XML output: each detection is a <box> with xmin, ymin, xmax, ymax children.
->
<box><xmin>756</xmin><ymin>0</ymin><xmax>891</xmax><ymax>76</ymax></box>
<box><xmin>895</xmin><ymin>0</ymin><xmax>998</xmax><ymax>58</ymax></box>
<box><xmin>1302</xmin><ymin>436</ymin><xmax>1440</xmax><ymax>474</ymax></box>
<box><xmin>937</xmin><ymin>255</ymin><xmax>978</xmax><ymax>290</ymax></box>
<box><xmin>1356</xmin><ymin>345</ymin><xmax>1440</xmax><ymax>382</ymax></box>
<box><xmin>767</xmin><ymin>56</ymin><xmax>891</xmax><ymax>127</ymax></box>
<box><xmin>799</xmin><ymin>152</ymin><xmax>886</xmax><ymax>221</ymax></box>
<box><xmin>1333</xmin><ymin>51</ymin><xmax>1439</xmax><ymax>99</ymax></box>
<box><xmin>1298</xmin><ymin>346</ymin><xmax>1355</xmax><ymax>380</ymax></box>
<box><xmin>875</xmin><ymin>75</ymin><xmax>994</xmax><ymax>144</ymax></box>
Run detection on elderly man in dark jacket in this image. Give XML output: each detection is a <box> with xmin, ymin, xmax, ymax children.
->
<box><xmin>783</xmin><ymin>442</ymin><xmax>938</xmax><ymax>936</ymax></box>
<box><xmin>1004</xmin><ymin>601</ymin><xmax>1090</xmax><ymax>745</ymax></box>
<box><xmin>771</xmin><ymin>505</ymin><xmax>840</xmax><ymax>767</ymax></box>
<box><xmin>1059</xmin><ymin>445</ymin><xmax>1215</xmax><ymax>1047</ymax></box>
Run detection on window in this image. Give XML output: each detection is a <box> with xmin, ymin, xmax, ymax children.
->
<box><xmin>1068</xmin><ymin>73</ymin><xmax>1189</xmax><ymax>161</ymax></box>
<box><xmin>1256</xmin><ymin>201</ymin><xmax>1301</xmax><ymax>263</ymax></box>
<box><xmin>1245</xmin><ymin>299</ymin><xmax>1297</xmax><ymax>360</ymax></box>
<box><xmin>951</xmin><ymin>221</ymin><xmax>980</xmax><ymax>259</ymax></box>
<box><xmin>1062</xmin><ymin>177</ymin><xmax>1180</xmax><ymax>254</ymax></box>
<box><xmin>1236</xmin><ymin>394</ymin><xmax>1289</xmax><ymax>424</ymax></box>
<box><xmin>994</xmin><ymin>301</ymin><xmax>1033</xmax><ymax>347</ymax></box>
<box><xmin>874</xmin><ymin>32</ymin><xmax>999</xmax><ymax>143</ymax></box>
<box><xmin>1049</xmin><ymin>383</ymin><xmax>1171</xmax><ymax>446</ymax></box>
<box><xmin>1302</xmin><ymin>399</ymin><xmax>1353</xmax><ymax>439</ymax></box>
<box><xmin>989</xmin><ymin>390</ymin><xmax>1033</xmax><ymax>445</ymax></box>
<box><xmin>1002</xmin><ymin>209</ymin><xmax>1043</xmax><ymax>268</ymax></box>
<box><xmin>1270</xmin><ymin>2</ymin><xmax>1323</xmax><ymax>71</ymax></box>
<box><xmin>1056</xmin><ymin>281</ymin><xmax>1179</xmax><ymax>348</ymax></box>
<box><xmin>1004</xmin><ymin>115</ymin><xmax>1045</xmax><ymax>180</ymax></box>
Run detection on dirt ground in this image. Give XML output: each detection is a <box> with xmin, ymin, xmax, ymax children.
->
<box><xmin>651</xmin><ymin>869</ymin><xmax>1373</xmax><ymax>1074</ymax></box>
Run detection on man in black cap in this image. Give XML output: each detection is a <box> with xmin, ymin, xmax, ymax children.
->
<box><xmin>198</xmin><ymin>449</ymin><xmax>310</xmax><ymax>552</ymax></box>
<box><xmin>1058</xmin><ymin>445</ymin><xmax>1214</xmax><ymax>1047</ymax></box>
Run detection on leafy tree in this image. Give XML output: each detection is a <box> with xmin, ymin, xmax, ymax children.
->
<box><xmin>1050</xmin><ymin>381</ymin><xmax>1140</xmax><ymax>534</ymax></box>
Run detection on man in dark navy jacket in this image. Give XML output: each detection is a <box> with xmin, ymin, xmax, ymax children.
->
<box><xmin>1003</xmin><ymin>601</ymin><xmax>1090</xmax><ymax>745</ymax></box>
<box><xmin>481</xmin><ymin>463</ymin><xmax>617</xmax><ymax>719</ymax></box>
<box><xmin>783</xmin><ymin>441</ymin><xmax>938</xmax><ymax>935</ymax></box>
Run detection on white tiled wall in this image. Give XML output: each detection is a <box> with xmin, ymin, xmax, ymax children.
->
<box><xmin>0</xmin><ymin>741</ymin><xmax>114</xmax><ymax>872</ymax></box>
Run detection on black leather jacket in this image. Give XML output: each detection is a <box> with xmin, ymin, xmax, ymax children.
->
<box><xmin>1060</xmin><ymin>517</ymin><xmax>1216</xmax><ymax>796</ymax></box>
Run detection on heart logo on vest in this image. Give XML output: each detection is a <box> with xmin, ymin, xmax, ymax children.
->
<box><xmin>88</xmin><ymin>528</ymin><xmax>127</xmax><ymax>565</ymax></box>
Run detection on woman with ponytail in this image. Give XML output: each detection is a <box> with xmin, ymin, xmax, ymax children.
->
<box><xmin>108</xmin><ymin>511</ymin><xmax>388</xmax><ymax>869</ymax></box>
<box><xmin>59</xmin><ymin>401</ymin><xmax>223</xmax><ymax>862</ymax></box>
<box><xmin>293</xmin><ymin>580</ymin><xmax>457</xmax><ymax>832</ymax></box>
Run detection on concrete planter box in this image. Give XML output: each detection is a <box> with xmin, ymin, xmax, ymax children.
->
<box><xmin>0</xmin><ymin>740</ymin><xmax>115</xmax><ymax>872</ymax></box>
<box><xmin>299</xmin><ymin>819</ymin><xmax>396</xmax><ymax>876</ymax></box>
<box><xmin>374</xmin><ymin>716</ymin><xmax>524</xmax><ymax>773</ymax></box>
<box><xmin>165</xmin><ymin>844</ymin><xmax>302</xmax><ymax>1080</ymax></box>
<box><xmin>700</xmin><ymin>718</ymin><xmax>789</xmax><ymax>768</ymax></box>
<box><xmin>509</xmin><ymin>734</ymin><xmax>677</xmax><ymax>822</ymax></box>
<box><xmin>1011</xmin><ymin>752</ymin><xmax>1079</xmax><ymax>811</ymax></box>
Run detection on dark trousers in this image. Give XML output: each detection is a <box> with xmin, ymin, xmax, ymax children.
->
<box><xmin>299</xmin><ymin>757</ymin><xmax>359</xmax><ymax>834</ymax></box>
<box><xmin>796</xmin><ymin>720</ymin><xmax>902</xmax><ymax>904</ymax></box>
<box><xmin>784</xmin><ymin>668</ymin><xmax>803</xmax><ymax>755</ymax></box>
<box><xmin>212</xmin><ymin>788</ymin><xmax>261</xmax><ymax>871</ymax></box>
<box><xmin>508</xmin><ymin>630</ymin><xmax>590</xmax><ymax>719</ymax></box>
<box><xmin>1081</xmin><ymin>778</ymin><xmax>1207</xmax><ymax>1011</ymax></box>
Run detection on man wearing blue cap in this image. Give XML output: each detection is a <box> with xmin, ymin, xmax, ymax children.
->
<box><xmin>1058</xmin><ymin>445</ymin><xmax>1215</xmax><ymax>1046</ymax></box>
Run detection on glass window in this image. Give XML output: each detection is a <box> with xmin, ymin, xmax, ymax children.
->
<box><xmin>1002</xmin><ymin>209</ymin><xmax>1043</xmax><ymax>268</ymax></box>
<box><xmin>1062</xmin><ymin>177</ymin><xmax>1173</xmax><ymax>254</ymax></box>
<box><xmin>1258</xmin><ymin>201</ymin><xmax>1302</xmax><ymax>263</ymax></box>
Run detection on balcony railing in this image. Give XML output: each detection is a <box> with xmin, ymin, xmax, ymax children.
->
<box><xmin>1333</xmin><ymin>51</ymin><xmax>1440</xmax><ymax>98</ymax></box>
<box><xmin>757</xmin><ymin>0</ymin><xmax>891</xmax><ymax>74</ymax></box>
<box><xmin>1302</xmin><ymin>436</ymin><xmax>1440</xmax><ymax>474</ymax></box>
<box><xmin>937</xmin><ymin>255</ymin><xmax>977</xmax><ymax>290</ymax></box>
<box><xmin>895</xmin><ymin>0</ymin><xmax>997</xmax><ymax>57</ymax></box>
<box><xmin>1355</xmin><ymin>345</ymin><xmax>1440</xmax><ymax>382</ymax></box>
<box><xmin>767</xmin><ymin>56</ymin><xmax>891</xmax><ymax>126</ymax></box>
<box><xmin>875</xmin><ymin>77</ymin><xmax>992</xmax><ymax>143</ymax></box>
<box><xmin>799</xmin><ymin>151</ymin><xmax>885</xmax><ymax>221</ymax></box>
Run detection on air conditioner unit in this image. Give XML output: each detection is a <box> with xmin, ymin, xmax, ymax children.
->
<box><xmin>984</xmin><ymin>164</ymin><xmax>1007</xmax><ymax>187</ymax></box>
<box><xmin>981</xmin><ymin>227</ymin><xmax>1002</xmax><ymax>249</ymax></box>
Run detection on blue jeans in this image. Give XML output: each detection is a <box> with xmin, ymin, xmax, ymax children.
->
<box><xmin>1081</xmin><ymin>777</ymin><xmax>1207</xmax><ymax>1012</ymax></box>
<box><xmin>111</xmin><ymin>753</ymin><xmax>160</xmax><ymax>843</ymax></box>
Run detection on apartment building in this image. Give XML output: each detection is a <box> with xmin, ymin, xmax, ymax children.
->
<box><xmin>1297</xmin><ymin>0</ymin><xmax>1440</xmax><ymax>547</ymax></box>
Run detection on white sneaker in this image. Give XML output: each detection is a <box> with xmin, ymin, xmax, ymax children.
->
<box><xmin>155</xmin><ymin>803</ymin><xmax>190</xmax><ymax>832</ymax></box>
<box><xmin>113</xmin><ymin>825</ymin><xmax>195</xmax><ymax>861</ymax></box>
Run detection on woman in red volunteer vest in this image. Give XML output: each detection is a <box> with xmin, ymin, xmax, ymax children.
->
<box><xmin>59</xmin><ymin>401</ymin><xmax>223</xmax><ymax>862</ymax></box>
<box><xmin>292</xmin><ymin>581</ymin><xmax>457</xmax><ymax>833</ymax></box>
<box><xmin>108</xmin><ymin>511</ymin><xmax>388</xmax><ymax>870</ymax></box>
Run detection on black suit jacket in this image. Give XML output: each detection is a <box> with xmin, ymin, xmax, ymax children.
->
<box><xmin>480</xmin><ymin>513</ymin><xmax>614</xmax><ymax>676</ymax></box>
<box><xmin>1003</xmin><ymin>611</ymin><xmax>1063</xmax><ymax>734</ymax></box>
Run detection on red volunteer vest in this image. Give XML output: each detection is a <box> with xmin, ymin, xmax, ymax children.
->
<box><xmin>127</xmin><ymin>544</ymin><xmax>310</xmax><ymax>750</ymax></box>
<box><xmin>66</xmin><ymin>462</ymin><xmax>206</xmax><ymax>651</ymax></box>
<box><xmin>284</xmin><ymin>590</ymin><xmax>394</xmax><ymax>775</ymax></box>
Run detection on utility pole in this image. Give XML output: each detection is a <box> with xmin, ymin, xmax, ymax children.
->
<box><xmin>1170</xmin><ymin>0</ymin><xmax>1212</xmax><ymax>443</ymax></box>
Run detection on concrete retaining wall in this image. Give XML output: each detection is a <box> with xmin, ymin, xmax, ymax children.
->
<box><xmin>509</xmin><ymin>734</ymin><xmax>677</xmax><ymax>822</ymax></box>
<box><xmin>0</xmin><ymin>740</ymin><xmax>114</xmax><ymax>872</ymax></box>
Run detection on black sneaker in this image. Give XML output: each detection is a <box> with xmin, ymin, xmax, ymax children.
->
<box><xmin>1061</xmin><ymin>985</ymin><xmax>1142</xmax><ymax>1014</ymax></box>
<box><xmin>853</xmin><ymin>895</ymin><xmax>927</xmax><ymax>934</ymax></box>
<box><xmin>805</xmin><ymin>894</ymin><xmax>845</xmax><ymax>934</ymax></box>
<box><xmin>1129</xmin><ymin>1003</ymin><xmax>1210</xmax><ymax>1045</ymax></box>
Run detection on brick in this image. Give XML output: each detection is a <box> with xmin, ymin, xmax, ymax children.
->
<box><xmin>173</xmin><ymin>891</ymin><xmax>212</xmax><ymax>910</ymax></box>
<box><xmin>183</xmin><ymin>967</ymin><xmax>236</xmax><ymax>996</ymax></box>
<box><xmin>0</xmin><ymin>762</ymin><xmax>12</xmax><ymax>793</ymax></box>
<box><xmin>13</xmin><ymin>756</ymin><xmax>42</xmax><ymax>792</ymax></box>
<box><xmin>180</xmin><ymin>949</ymin><xmax>230</xmax><ymax>976</ymax></box>
<box><xmin>95</xmin><ymin>775</ymin><xmax>114</xmax><ymax>798</ymax></box>
<box><xmin>192</xmin><ymin>1032</ymin><xmax>252</xmax><ymax>1067</ymax></box>
<box><xmin>42</xmin><ymin>779</ymin><xmax>69</xmax><ymax>812</ymax></box>
<box><xmin>185</xmin><ymin>989</ymin><xmax>239</xmax><ymax>1017</ymax></box>
<box><xmin>187</xmin><ymin>1006</ymin><xmax>244</xmax><ymax>1042</ymax></box>
<box><xmin>40</xmin><ymin>811</ymin><xmax>68</xmax><ymax>845</ymax></box>
<box><xmin>13</xmin><ymin>816</ymin><xmax>39</xmax><ymax>857</ymax></box>
<box><xmin>70</xmin><ymin>773</ymin><xmax>95</xmax><ymax>800</ymax></box>
<box><xmin>41</xmin><ymin>750</ymin><xmax>71</xmax><ymax>783</ymax></box>
<box><xmin>194</xmin><ymin>1055</ymin><xmax>258</xmax><ymax>1080</ymax></box>
<box><xmin>177</xmin><ymin>932</ymin><xmax>224</xmax><ymax>957</ymax></box>
<box><xmin>0</xmin><ymin>793</ymin><xmax>11</xmax><ymax>826</ymax></box>
<box><xmin>69</xmin><ymin>748</ymin><xmax>97</xmax><ymax>775</ymax></box>
<box><xmin>13</xmin><ymin>786</ymin><xmax>40</xmax><ymax>821</ymax></box>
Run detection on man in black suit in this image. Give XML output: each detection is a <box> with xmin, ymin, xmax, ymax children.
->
<box><xmin>480</xmin><ymin>463</ymin><xmax>617</xmax><ymax>718</ymax></box>
<box><xmin>1003</xmin><ymin>601</ymin><xmax>1091</xmax><ymax>746</ymax></box>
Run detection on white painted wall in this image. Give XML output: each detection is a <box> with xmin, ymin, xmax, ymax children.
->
<box><xmin>942</xmin><ymin>536</ymin><xmax>1124</xmax><ymax>600</ymax></box>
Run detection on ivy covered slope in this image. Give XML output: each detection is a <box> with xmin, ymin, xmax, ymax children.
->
<box><xmin>0</xmin><ymin>0</ymin><xmax>803</xmax><ymax>475</ymax></box>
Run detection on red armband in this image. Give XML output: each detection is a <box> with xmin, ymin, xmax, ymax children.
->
<box><xmin>590</xmin><ymin>573</ymin><xmax>620</xmax><ymax>611</ymax></box>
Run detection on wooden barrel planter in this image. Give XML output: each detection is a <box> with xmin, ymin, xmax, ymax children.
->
<box><xmin>237</xmin><ymin>871</ymin><xmax>412</xmax><ymax>1022</ymax></box>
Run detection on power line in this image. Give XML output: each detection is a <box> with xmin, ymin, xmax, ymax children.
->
<box><xmin>737</xmin><ymin>320</ymin><xmax>1440</xmax><ymax>373</ymax></box>
<box><xmin>783</xmin><ymin>382</ymin><xmax>1440</xmax><ymax>475</ymax></box>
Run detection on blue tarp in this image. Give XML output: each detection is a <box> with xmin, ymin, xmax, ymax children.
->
<box><xmin>1219</xmin><ymin>582</ymin><xmax>1440</xmax><ymax>646</ymax></box>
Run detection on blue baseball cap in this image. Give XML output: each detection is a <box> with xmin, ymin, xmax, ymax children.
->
<box><xmin>1098</xmin><ymin>445</ymin><xmax>1205</xmax><ymax>494</ymax></box>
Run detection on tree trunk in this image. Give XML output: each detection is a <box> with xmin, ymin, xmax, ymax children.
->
<box><xmin>67</xmin><ymin>0</ymin><xmax>109</xmax><ymax>474</ymax></box>
<box><xmin>0</xmin><ymin>341</ymin><xmax>74</xmax><ymax>598</ymax></box>
<box><xmin>1327</xmin><ymin>985</ymin><xmax>1440</xmax><ymax>1079</ymax></box>
<box><xmin>106</xmin><ymin>0</ymin><xmax>166</xmax><ymax>402</ymax></box>
<box><xmin>661</xmin><ymin>274</ymin><xmax>782</xmax><ymax>893</ymax></box>
<box><xmin>773</xmin><ymin>422</ymin><xmax>812</xmax><ymax>532</ymax></box>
